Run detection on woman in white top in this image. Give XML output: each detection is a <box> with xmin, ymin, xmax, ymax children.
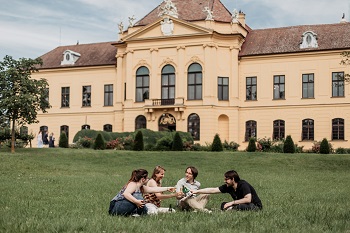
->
<box><xmin>37</xmin><ymin>130</ymin><xmax>43</xmax><ymax>148</ymax></box>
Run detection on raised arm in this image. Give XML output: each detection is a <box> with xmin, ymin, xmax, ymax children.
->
<box><xmin>146</xmin><ymin>179</ymin><xmax>178</xmax><ymax>200</ymax></box>
<box><xmin>192</xmin><ymin>187</ymin><xmax>221</xmax><ymax>194</ymax></box>
<box><xmin>143</xmin><ymin>185</ymin><xmax>175</xmax><ymax>194</ymax></box>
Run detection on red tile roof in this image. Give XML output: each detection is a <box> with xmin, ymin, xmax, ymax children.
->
<box><xmin>38</xmin><ymin>42</ymin><xmax>116</xmax><ymax>69</ymax></box>
<box><xmin>137</xmin><ymin>0</ymin><xmax>232</xmax><ymax>25</ymax></box>
<box><xmin>240</xmin><ymin>22</ymin><xmax>350</xmax><ymax>57</ymax></box>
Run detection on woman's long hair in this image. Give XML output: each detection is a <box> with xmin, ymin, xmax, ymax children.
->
<box><xmin>126</xmin><ymin>169</ymin><xmax>148</xmax><ymax>193</ymax></box>
<box><xmin>151</xmin><ymin>165</ymin><xmax>166</xmax><ymax>185</ymax></box>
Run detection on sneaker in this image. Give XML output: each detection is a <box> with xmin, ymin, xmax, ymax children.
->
<box><xmin>131</xmin><ymin>214</ymin><xmax>140</xmax><ymax>217</ymax></box>
<box><xmin>202</xmin><ymin>209</ymin><xmax>212</xmax><ymax>213</ymax></box>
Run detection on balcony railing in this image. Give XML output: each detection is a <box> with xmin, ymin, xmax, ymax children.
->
<box><xmin>152</xmin><ymin>99</ymin><xmax>175</xmax><ymax>106</ymax></box>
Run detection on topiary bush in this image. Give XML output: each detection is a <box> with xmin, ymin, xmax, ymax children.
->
<box><xmin>172</xmin><ymin>132</ymin><xmax>183</xmax><ymax>151</ymax></box>
<box><xmin>211</xmin><ymin>134</ymin><xmax>223</xmax><ymax>152</ymax></box>
<box><xmin>283</xmin><ymin>135</ymin><xmax>295</xmax><ymax>153</ymax></box>
<box><xmin>133</xmin><ymin>131</ymin><xmax>144</xmax><ymax>151</ymax></box>
<box><xmin>223</xmin><ymin>140</ymin><xmax>240</xmax><ymax>151</ymax></box>
<box><xmin>93</xmin><ymin>133</ymin><xmax>106</xmax><ymax>150</ymax></box>
<box><xmin>59</xmin><ymin>132</ymin><xmax>69</xmax><ymax>148</ymax></box>
<box><xmin>320</xmin><ymin>138</ymin><xmax>330</xmax><ymax>154</ymax></box>
<box><xmin>246</xmin><ymin>137</ymin><xmax>256</xmax><ymax>152</ymax></box>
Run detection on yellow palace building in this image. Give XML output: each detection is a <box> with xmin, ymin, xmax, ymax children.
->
<box><xmin>29</xmin><ymin>0</ymin><xmax>350</xmax><ymax>149</ymax></box>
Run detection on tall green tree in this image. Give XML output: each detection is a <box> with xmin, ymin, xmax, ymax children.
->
<box><xmin>0</xmin><ymin>55</ymin><xmax>50</xmax><ymax>153</ymax></box>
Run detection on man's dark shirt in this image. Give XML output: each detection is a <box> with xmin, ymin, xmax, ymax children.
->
<box><xmin>218</xmin><ymin>180</ymin><xmax>262</xmax><ymax>208</ymax></box>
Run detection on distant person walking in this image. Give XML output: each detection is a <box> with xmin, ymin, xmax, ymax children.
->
<box><xmin>49</xmin><ymin>133</ymin><xmax>55</xmax><ymax>148</ymax></box>
<box><xmin>43</xmin><ymin>131</ymin><xmax>49</xmax><ymax>147</ymax></box>
<box><xmin>37</xmin><ymin>130</ymin><xmax>43</xmax><ymax>148</ymax></box>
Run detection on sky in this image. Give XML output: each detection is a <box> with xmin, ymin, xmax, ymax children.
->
<box><xmin>1</xmin><ymin>0</ymin><xmax>349</xmax><ymax>60</ymax></box>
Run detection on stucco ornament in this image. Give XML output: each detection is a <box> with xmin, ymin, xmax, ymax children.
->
<box><xmin>158</xmin><ymin>0</ymin><xmax>178</xmax><ymax>18</ymax></box>
<box><xmin>160</xmin><ymin>113</ymin><xmax>176</xmax><ymax>125</ymax></box>
<box><xmin>161</xmin><ymin>17</ymin><xmax>174</xmax><ymax>36</ymax></box>
<box><xmin>203</xmin><ymin>6</ymin><xmax>214</xmax><ymax>21</ymax></box>
<box><xmin>231</xmin><ymin>9</ymin><xmax>239</xmax><ymax>23</ymax></box>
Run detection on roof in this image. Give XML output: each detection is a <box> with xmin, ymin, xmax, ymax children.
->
<box><xmin>239</xmin><ymin>22</ymin><xmax>350</xmax><ymax>57</ymax></box>
<box><xmin>136</xmin><ymin>0</ymin><xmax>232</xmax><ymax>26</ymax></box>
<box><xmin>38</xmin><ymin>42</ymin><xmax>117</xmax><ymax>69</ymax></box>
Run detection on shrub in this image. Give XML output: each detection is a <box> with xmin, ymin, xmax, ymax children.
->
<box><xmin>106</xmin><ymin>138</ymin><xmax>124</xmax><ymax>150</ymax></box>
<box><xmin>133</xmin><ymin>131</ymin><xmax>144</xmax><ymax>151</ymax></box>
<box><xmin>246</xmin><ymin>137</ymin><xmax>256</xmax><ymax>152</ymax></box>
<box><xmin>283</xmin><ymin>135</ymin><xmax>295</xmax><ymax>153</ymax></box>
<box><xmin>59</xmin><ymin>132</ymin><xmax>69</xmax><ymax>148</ymax></box>
<box><xmin>73</xmin><ymin>129</ymin><xmax>111</xmax><ymax>143</ymax></box>
<box><xmin>76</xmin><ymin>136</ymin><xmax>94</xmax><ymax>148</ymax></box>
<box><xmin>121</xmin><ymin>135</ymin><xmax>134</xmax><ymax>150</ymax></box>
<box><xmin>172</xmin><ymin>132</ymin><xmax>183</xmax><ymax>151</ymax></box>
<box><xmin>256</xmin><ymin>137</ymin><xmax>273</xmax><ymax>152</ymax></box>
<box><xmin>154</xmin><ymin>136</ymin><xmax>173</xmax><ymax>151</ymax></box>
<box><xmin>93</xmin><ymin>133</ymin><xmax>106</xmax><ymax>150</ymax></box>
<box><xmin>211</xmin><ymin>134</ymin><xmax>223</xmax><ymax>152</ymax></box>
<box><xmin>319</xmin><ymin>138</ymin><xmax>330</xmax><ymax>154</ymax></box>
<box><xmin>335</xmin><ymin>147</ymin><xmax>347</xmax><ymax>154</ymax></box>
<box><xmin>223</xmin><ymin>140</ymin><xmax>240</xmax><ymax>151</ymax></box>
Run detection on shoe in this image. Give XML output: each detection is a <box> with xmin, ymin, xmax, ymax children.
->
<box><xmin>202</xmin><ymin>209</ymin><xmax>212</xmax><ymax>213</ymax></box>
<box><xmin>131</xmin><ymin>214</ymin><xmax>140</xmax><ymax>217</ymax></box>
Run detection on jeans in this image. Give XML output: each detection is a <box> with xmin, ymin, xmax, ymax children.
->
<box><xmin>110</xmin><ymin>193</ymin><xmax>148</xmax><ymax>216</ymax></box>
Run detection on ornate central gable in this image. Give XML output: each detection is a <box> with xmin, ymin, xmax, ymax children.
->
<box><xmin>121</xmin><ymin>16</ymin><xmax>213</xmax><ymax>42</ymax></box>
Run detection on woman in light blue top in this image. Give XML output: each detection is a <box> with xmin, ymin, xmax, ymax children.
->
<box><xmin>109</xmin><ymin>169</ymin><xmax>175</xmax><ymax>216</ymax></box>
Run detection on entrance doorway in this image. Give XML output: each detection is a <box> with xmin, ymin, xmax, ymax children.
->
<box><xmin>158</xmin><ymin>113</ymin><xmax>176</xmax><ymax>131</ymax></box>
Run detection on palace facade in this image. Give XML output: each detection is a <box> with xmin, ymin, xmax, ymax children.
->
<box><xmin>29</xmin><ymin>0</ymin><xmax>350</xmax><ymax>149</ymax></box>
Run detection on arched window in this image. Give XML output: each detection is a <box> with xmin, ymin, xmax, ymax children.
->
<box><xmin>188</xmin><ymin>113</ymin><xmax>200</xmax><ymax>140</ymax></box>
<box><xmin>161</xmin><ymin>65</ymin><xmax>175</xmax><ymax>103</ymax></box>
<box><xmin>103</xmin><ymin>124</ymin><xmax>112</xmax><ymax>132</ymax></box>
<box><xmin>187</xmin><ymin>63</ymin><xmax>202</xmax><ymax>100</ymax></box>
<box><xmin>302</xmin><ymin>119</ymin><xmax>314</xmax><ymax>141</ymax></box>
<box><xmin>135</xmin><ymin>115</ymin><xmax>147</xmax><ymax>130</ymax></box>
<box><xmin>245</xmin><ymin>120</ymin><xmax>257</xmax><ymax>142</ymax></box>
<box><xmin>273</xmin><ymin>120</ymin><xmax>285</xmax><ymax>140</ymax></box>
<box><xmin>332</xmin><ymin>118</ymin><xmax>344</xmax><ymax>140</ymax></box>
<box><xmin>136</xmin><ymin>66</ymin><xmax>149</xmax><ymax>102</ymax></box>
<box><xmin>60</xmin><ymin>125</ymin><xmax>69</xmax><ymax>141</ymax></box>
<box><xmin>81</xmin><ymin>125</ymin><xmax>90</xmax><ymax>130</ymax></box>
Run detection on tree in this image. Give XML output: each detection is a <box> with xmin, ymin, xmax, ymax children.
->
<box><xmin>211</xmin><ymin>133</ymin><xmax>223</xmax><ymax>152</ymax></box>
<box><xmin>133</xmin><ymin>130</ymin><xmax>144</xmax><ymax>151</ymax></box>
<box><xmin>340</xmin><ymin>51</ymin><xmax>350</xmax><ymax>82</ymax></box>
<box><xmin>319</xmin><ymin>138</ymin><xmax>330</xmax><ymax>154</ymax></box>
<box><xmin>93</xmin><ymin>133</ymin><xmax>106</xmax><ymax>150</ymax></box>
<box><xmin>283</xmin><ymin>135</ymin><xmax>295</xmax><ymax>153</ymax></box>
<box><xmin>172</xmin><ymin>132</ymin><xmax>183</xmax><ymax>151</ymax></box>
<box><xmin>58</xmin><ymin>132</ymin><xmax>69</xmax><ymax>148</ymax></box>
<box><xmin>247</xmin><ymin>137</ymin><xmax>256</xmax><ymax>152</ymax></box>
<box><xmin>0</xmin><ymin>55</ymin><xmax>50</xmax><ymax>153</ymax></box>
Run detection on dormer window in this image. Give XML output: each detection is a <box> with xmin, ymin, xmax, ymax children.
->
<box><xmin>61</xmin><ymin>50</ymin><xmax>81</xmax><ymax>65</ymax></box>
<box><xmin>300</xmin><ymin>31</ymin><xmax>318</xmax><ymax>49</ymax></box>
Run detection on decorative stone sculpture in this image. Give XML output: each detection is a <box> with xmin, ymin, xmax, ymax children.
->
<box><xmin>128</xmin><ymin>15</ymin><xmax>136</xmax><ymax>28</ymax></box>
<box><xmin>231</xmin><ymin>9</ymin><xmax>239</xmax><ymax>23</ymax></box>
<box><xmin>118</xmin><ymin>22</ymin><xmax>124</xmax><ymax>34</ymax></box>
<box><xmin>158</xmin><ymin>0</ymin><xmax>178</xmax><ymax>18</ymax></box>
<box><xmin>203</xmin><ymin>6</ymin><xmax>214</xmax><ymax>21</ymax></box>
<box><xmin>160</xmin><ymin>17</ymin><xmax>174</xmax><ymax>36</ymax></box>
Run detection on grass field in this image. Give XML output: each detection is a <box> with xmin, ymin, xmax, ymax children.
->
<box><xmin>1</xmin><ymin>148</ymin><xmax>350</xmax><ymax>233</ymax></box>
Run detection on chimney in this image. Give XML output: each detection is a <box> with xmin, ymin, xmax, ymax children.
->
<box><xmin>238</xmin><ymin>11</ymin><xmax>246</xmax><ymax>27</ymax></box>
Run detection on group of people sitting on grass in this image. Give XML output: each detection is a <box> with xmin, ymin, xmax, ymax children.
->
<box><xmin>109</xmin><ymin>166</ymin><xmax>262</xmax><ymax>216</ymax></box>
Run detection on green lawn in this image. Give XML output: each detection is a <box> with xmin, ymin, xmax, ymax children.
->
<box><xmin>1</xmin><ymin>148</ymin><xmax>350</xmax><ymax>233</ymax></box>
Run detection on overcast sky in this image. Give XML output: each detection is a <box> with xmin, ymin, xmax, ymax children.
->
<box><xmin>1</xmin><ymin>0</ymin><xmax>349</xmax><ymax>60</ymax></box>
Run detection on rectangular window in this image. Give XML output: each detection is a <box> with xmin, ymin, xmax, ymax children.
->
<box><xmin>61</xmin><ymin>87</ymin><xmax>70</xmax><ymax>107</ymax></box>
<box><xmin>302</xmin><ymin>74</ymin><xmax>314</xmax><ymax>98</ymax></box>
<box><xmin>104</xmin><ymin>84</ymin><xmax>113</xmax><ymax>106</ymax></box>
<box><xmin>246</xmin><ymin>77</ymin><xmax>257</xmax><ymax>100</ymax></box>
<box><xmin>273</xmin><ymin>75</ymin><xmax>285</xmax><ymax>99</ymax></box>
<box><xmin>332</xmin><ymin>72</ymin><xmax>344</xmax><ymax>97</ymax></box>
<box><xmin>332</xmin><ymin>118</ymin><xmax>344</xmax><ymax>140</ymax></box>
<box><xmin>82</xmin><ymin>85</ymin><xmax>91</xmax><ymax>106</ymax></box>
<box><xmin>218</xmin><ymin>77</ymin><xmax>229</xmax><ymax>100</ymax></box>
<box><xmin>188</xmin><ymin>73</ymin><xmax>202</xmax><ymax>100</ymax></box>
